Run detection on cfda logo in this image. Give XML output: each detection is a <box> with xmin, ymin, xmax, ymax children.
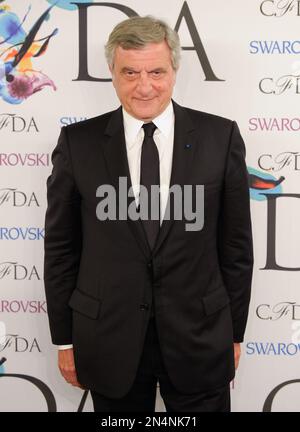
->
<box><xmin>260</xmin><ymin>0</ymin><xmax>300</xmax><ymax>17</ymax></box>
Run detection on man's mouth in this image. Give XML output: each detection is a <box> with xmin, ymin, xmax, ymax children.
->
<box><xmin>134</xmin><ymin>97</ymin><xmax>155</xmax><ymax>102</ymax></box>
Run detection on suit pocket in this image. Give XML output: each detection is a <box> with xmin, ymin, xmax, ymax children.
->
<box><xmin>202</xmin><ymin>287</ymin><xmax>230</xmax><ymax>316</ymax></box>
<box><xmin>68</xmin><ymin>289</ymin><xmax>101</xmax><ymax>319</ymax></box>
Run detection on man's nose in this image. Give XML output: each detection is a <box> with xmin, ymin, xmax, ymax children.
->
<box><xmin>136</xmin><ymin>71</ymin><xmax>152</xmax><ymax>95</ymax></box>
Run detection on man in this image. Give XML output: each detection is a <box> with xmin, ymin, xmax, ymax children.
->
<box><xmin>44</xmin><ymin>16</ymin><xmax>253</xmax><ymax>412</ymax></box>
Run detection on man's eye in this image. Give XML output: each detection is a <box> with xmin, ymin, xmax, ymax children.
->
<box><xmin>125</xmin><ymin>71</ymin><xmax>136</xmax><ymax>78</ymax></box>
<box><xmin>151</xmin><ymin>71</ymin><xmax>162</xmax><ymax>77</ymax></box>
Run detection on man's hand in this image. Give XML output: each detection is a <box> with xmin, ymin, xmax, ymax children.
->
<box><xmin>58</xmin><ymin>348</ymin><xmax>84</xmax><ymax>389</ymax></box>
<box><xmin>234</xmin><ymin>343</ymin><xmax>241</xmax><ymax>370</ymax></box>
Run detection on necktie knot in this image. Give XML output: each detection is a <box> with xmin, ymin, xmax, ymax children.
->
<box><xmin>142</xmin><ymin>122</ymin><xmax>157</xmax><ymax>138</ymax></box>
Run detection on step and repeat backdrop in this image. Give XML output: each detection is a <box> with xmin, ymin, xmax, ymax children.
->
<box><xmin>0</xmin><ymin>0</ymin><xmax>300</xmax><ymax>412</ymax></box>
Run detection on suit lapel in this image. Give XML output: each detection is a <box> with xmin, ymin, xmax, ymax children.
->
<box><xmin>101</xmin><ymin>107</ymin><xmax>151</xmax><ymax>259</ymax></box>
<box><xmin>152</xmin><ymin>100</ymin><xmax>198</xmax><ymax>255</ymax></box>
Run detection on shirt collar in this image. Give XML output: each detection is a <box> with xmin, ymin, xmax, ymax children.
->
<box><xmin>122</xmin><ymin>101</ymin><xmax>174</xmax><ymax>150</ymax></box>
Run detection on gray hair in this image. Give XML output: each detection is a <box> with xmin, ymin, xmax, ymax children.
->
<box><xmin>105</xmin><ymin>16</ymin><xmax>181</xmax><ymax>71</ymax></box>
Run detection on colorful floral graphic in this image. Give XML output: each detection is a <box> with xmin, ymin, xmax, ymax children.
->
<box><xmin>0</xmin><ymin>3</ymin><xmax>58</xmax><ymax>104</ymax></box>
<box><xmin>248</xmin><ymin>167</ymin><xmax>284</xmax><ymax>201</ymax></box>
<box><xmin>46</xmin><ymin>0</ymin><xmax>94</xmax><ymax>11</ymax></box>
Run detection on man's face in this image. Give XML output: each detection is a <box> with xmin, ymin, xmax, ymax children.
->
<box><xmin>110</xmin><ymin>40</ymin><xmax>176</xmax><ymax>122</ymax></box>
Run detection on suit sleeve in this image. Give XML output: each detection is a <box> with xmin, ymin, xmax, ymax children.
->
<box><xmin>44</xmin><ymin>127</ymin><xmax>82</xmax><ymax>345</ymax></box>
<box><xmin>218</xmin><ymin>120</ymin><xmax>254</xmax><ymax>343</ymax></box>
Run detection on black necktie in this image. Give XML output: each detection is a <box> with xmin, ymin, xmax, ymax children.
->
<box><xmin>140</xmin><ymin>122</ymin><xmax>160</xmax><ymax>250</ymax></box>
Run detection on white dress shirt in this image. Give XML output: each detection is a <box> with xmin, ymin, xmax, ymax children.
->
<box><xmin>123</xmin><ymin>101</ymin><xmax>175</xmax><ymax>224</ymax></box>
<box><xmin>58</xmin><ymin>101</ymin><xmax>175</xmax><ymax>350</ymax></box>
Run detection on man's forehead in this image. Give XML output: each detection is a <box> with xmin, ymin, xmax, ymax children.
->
<box><xmin>115</xmin><ymin>41</ymin><xmax>171</xmax><ymax>58</ymax></box>
<box><xmin>114</xmin><ymin>43</ymin><xmax>172</xmax><ymax>68</ymax></box>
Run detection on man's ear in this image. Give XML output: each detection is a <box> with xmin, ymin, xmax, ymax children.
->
<box><xmin>109</xmin><ymin>64</ymin><xmax>115</xmax><ymax>76</ymax></box>
<box><xmin>173</xmin><ymin>69</ymin><xmax>177</xmax><ymax>85</ymax></box>
<box><xmin>109</xmin><ymin>64</ymin><xmax>115</xmax><ymax>84</ymax></box>
<box><xmin>109</xmin><ymin>64</ymin><xmax>115</xmax><ymax>86</ymax></box>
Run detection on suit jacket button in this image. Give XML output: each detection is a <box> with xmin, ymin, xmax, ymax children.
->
<box><xmin>140</xmin><ymin>303</ymin><xmax>149</xmax><ymax>311</ymax></box>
